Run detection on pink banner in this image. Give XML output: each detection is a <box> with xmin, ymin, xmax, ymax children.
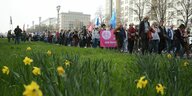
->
<box><xmin>100</xmin><ymin>30</ymin><xmax>117</xmax><ymax>48</ymax></box>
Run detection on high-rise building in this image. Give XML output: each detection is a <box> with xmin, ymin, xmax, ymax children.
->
<box><xmin>106</xmin><ymin>0</ymin><xmax>151</xmax><ymax>26</ymax></box>
<box><xmin>105</xmin><ymin>0</ymin><xmax>114</xmax><ymax>24</ymax></box>
<box><xmin>105</xmin><ymin>0</ymin><xmax>112</xmax><ymax>18</ymax></box>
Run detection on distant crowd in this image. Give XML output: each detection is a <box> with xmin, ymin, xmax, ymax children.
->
<box><xmin>7</xmin><ymin>16</ymin><xmax>192</xmax><ymax>58</ymax></box>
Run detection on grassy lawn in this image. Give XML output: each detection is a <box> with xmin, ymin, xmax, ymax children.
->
<box><xmin>0</xmin><ymin>38</ymin><xmax>192</xmax><ymax>96</ymax></box>
<box><xmin>0</xmin><ymin>38</ymin><xmax>134</xmax><ymax>63</ymax></box>
<box><xmin>0</xmin><ymin>38</ymin><xmax>136</xmax><ymax>96</ymax></box>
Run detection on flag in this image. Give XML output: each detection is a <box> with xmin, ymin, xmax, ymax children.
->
<box><xmin>95</xmin><ymin>17</ymin><xmax>100</xmax><ymax>26</ymax></box>
<box><xmin>10</xmin><ymin>16</ymin><xmax>12</xmax><ymax>25</ymax></box>
<box><xmin>88</xmin><ymin>24</ymin><xmax>93</xmax><ymax>32</ymax></box>
<box><xmin>110</xmin><ymin>11</ymin><xmax>116</xmax><ymax>29</ymax></box>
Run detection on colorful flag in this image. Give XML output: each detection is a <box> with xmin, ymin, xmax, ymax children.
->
<box><xmin>95</xmin><ymin>17</ymin><xmax>100</xmax><ymax>26</ymax></box>
<box><xmin>110</xmin><ymin>11</ymin><xmax>116</xmax><ymax>29</ymax></box>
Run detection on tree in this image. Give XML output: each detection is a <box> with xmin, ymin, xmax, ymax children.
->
<box><xmin>146</xmin><ymin>0</ymin><xmax>168</xmax><ymax>22</ymax></box>
<box><xmin>174</xmin><ymin>0</ymin><xmax>192</xmax><ymax>26</ymax></box>
<box><xmin>26</xmin><ymin>24</ymin><xmax>54</xmax><ymax>33</ymax></box>
<box><xmin>129</xmin><ymin>0</ymin><xmax>146</xmax><ymax>22</ymax></box>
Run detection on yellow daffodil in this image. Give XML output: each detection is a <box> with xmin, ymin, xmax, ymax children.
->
<box><xmin>47</xmin><ymin>50</ymin><xmax>51</xmax><ymax>56</ymax></box>
<box><xmin>65</xmin><ymin>60</ymin><xmax>70</xmax><ymax>66</ymax></box>
<box><xmin>156</xmin><ymin>84</ymin><xmax>165</xmax><ymax>95</ymax></box>
<box><xmin>183</xmin><ymin>61</ymin><xmax>189</xmax><ymax>67</ymax></box>
<box><xmin>136</xmin><ymin>76</ymin><xmax>148</xmax><ymax>89</ymax></box>
<box><xmin>57</xmin><ymin>66</ymin><xmax>65</xmax><ymax>76</ymax></box>
<box><xmin>26</xmin><ymin>47</ymin><xmax>32</xmax><ymax>51</ymax></box>
<box><xmin>23</xmin><ymin>57</ymin><xmax>33</xmax><ymax>65</ymax></box>
<box><xmin>32</xmin><ymin>67</ymin><xmax>41</xmax><ymax>76</ymax></box>
<box><xmin>23</xmin><ymin>81</ymin><xmax>43</xmax><ymax>96</ymax></box>
<box><xmin>167</xmin><ymin>54</ymin><xmax>172</xmax><ymax>59</ymax></box>
<box><xmin>2</xmin><ymin>66</ymin><xmax>9</xmax><ymax>75</ymax></box>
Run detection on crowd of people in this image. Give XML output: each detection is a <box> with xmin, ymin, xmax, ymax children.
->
<box><xmin>7</xmin><ymin>26</ymin><xmax>32</xmax><ymax>44</ymax></box>
<box><xmin>7</xmin><ymin>16</ymin><xmax>192</xmax><ymax>58</ymax></box>
<box><xmin>137</xmin><ymin>16</ymin><xmax>191</xmax><ymax>58</ymax></box>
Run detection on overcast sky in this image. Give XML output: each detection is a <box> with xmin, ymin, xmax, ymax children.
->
<box><xmin>0</xmin><ymin>0</ymin><xmax>105</xmax><ymax>33</ymax></box>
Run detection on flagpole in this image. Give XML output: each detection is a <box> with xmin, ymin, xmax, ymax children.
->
<box><xmin>10</xmin><ymin>16</ymin><xmax>13</xmax><ymax>33</ymax></box>
<box><xmin>116</xmin><ymin>0</ymin><xmax>120</xmax><ymax>24</ymax></box>
<box><xmin>110</xmin><ymin>0</ymin><xmax>112</xmax><ymax>17</ymax></box>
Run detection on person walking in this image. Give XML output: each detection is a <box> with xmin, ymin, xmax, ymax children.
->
<box><xmin>114</xmin><ymin>23</ymin><xmax>126</xmax><ymax>51</ymax></box>
<box><xmin>122</xmin><ymin>24</ymin><xmax>128</xmax><ymax>52</ymax></box>
<box><xmin>139</xmin><ymin>16</ymin><xmax>150</xmax><ymax>54</ymax></box>
<box><xmin>174</xmin><ymin>24</ymin><xmax>186</xmax><ymax>58</ymax></box>
<box><xmin>148</xmin><ymin>22</ymin><xmax>160</xmax><ymax>53</ymax></box>
<box><xmin>158</xmin><ymin>20</ymin><xmax>167</xmax><ymax>54</ymax></box>
<box><xmin>7</xmin><ymin>30</ymin><xmax>12</xmax><ymax>42</ymax></box>
<box><xmin>22</xmin><ymin>31</ymin><xmax>27</xmax><ymax>42</ymax></box>
<box><xmin>92</xmin><ymin>27</ymin><xmax>100</xmax><ymax>48</ymax></box>
<box><xmin>128</xmin><ymin>23</ymin><xmax>136</xmax><ymax>54</ymax></box>
<box><xmin>79</xmin><ymin>26</ymin><xmax>87</xmax><ymax>48</ymax></box>
<box><xmin>14</xmin><ymin>25</ymin><xmax>22</xmax><ymax>44</ymax></box>
<box><xmin>167</xmin><ymin>25</ymin><xmax>174</xmax><ymax>53</ymax></box>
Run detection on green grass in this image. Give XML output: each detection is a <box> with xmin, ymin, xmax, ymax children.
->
<box><xmin>0</xmin><ymin>39</ymin><xmax>135</xmax><ymax>77</ymax></box>
<box><xmin>0</xmin><ymin>38</ymin><xmax>136</xmax><ymax>96</ymax></box>
<box><xmin>1</xmin><ymin>38</ymin><xmax>192</xmax><ymax>96</ymax></box>
<box><xmin>0</xmin><ymin>38</ymin><xmax>134</xmax><ymax>63</ymax></box>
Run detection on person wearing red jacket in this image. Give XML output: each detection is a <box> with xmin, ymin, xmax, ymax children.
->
<box><xmin>128</xmin><ymin>23</ymin><xmax>136</xmax><ymax>54</ymax></box>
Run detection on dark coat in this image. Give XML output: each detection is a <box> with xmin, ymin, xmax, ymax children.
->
<box><xmin>139</xmin><ymin>21</ymin><xmax>150</xmax><ymax>39</ymax></box>
<box><xmin>174</xmin><ymin>29</ymin><xmax>185</xmax><ymax>47</ymax></box>
<box><xmin>158</xmin><ymin>26</ymin><xmax>167</xmax><ymax>42</ymax></box>
<box><xmin>14</xmin><ymin>27</ymin><xmax>22</xmax><ymax>37</ymax></box>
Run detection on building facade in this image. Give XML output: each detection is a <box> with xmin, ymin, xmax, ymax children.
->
<box><xmin>41</xmin><ymin>18</ymin><xmax>57</xmax><ymax>27</ymax></box>
<box><xmin>106</xmin><ymin>0</ymin><xmax>192</xmax><ymax>27</ymax></box>
<box><xmin>105</xmin><ymin>0</ymin><xmax>151</xmax><ymax>26</ymax></box>
<box><xmin>60</xmin><ymin>11</ymin><xmax>91</xmax><ymax>30</ymax></box>
<box><xmin>105</xmin><ymin>0</ymin><xmax>121</xmax><ymax>25</ymax></box>
<box><xmin>120</xmin><ymin>0</ymin><xmax>151</xmax><ymax>25</ymax></box>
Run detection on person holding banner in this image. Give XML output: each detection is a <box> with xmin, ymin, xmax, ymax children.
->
<box><xmin>114</xmin><ymin>23</ymin><xmax>126</xmax><ymax>51</ymax></box>
<box><xmin>100</xmin><ymin>24</ymin><xmax>117</xmax><ymax>48</ymax></box>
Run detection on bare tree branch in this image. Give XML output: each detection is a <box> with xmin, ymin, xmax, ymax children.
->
<box><xmin>129</xmin><ymin>0</ymin><xmax>146</xmax><ymax>22</ymax></box>
<box><xmin>145</xmin><ymin>0</ymin><xmax>168</xmax><ymax>22</ymax></box>
<box><xmin>167</xmin><ymin>12</ymin><xmax>175</xmax><ymax>21</ymax></box>
<box><xmin>174</xmin><ymin>0</ymin><xmax>192</xmax><ymax>26</ymax></box>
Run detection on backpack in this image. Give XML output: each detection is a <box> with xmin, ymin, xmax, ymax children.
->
<box><xmin>147</xmin><ymin>27</ymin><xmax>155</xmax><ymax>40</ymax></box>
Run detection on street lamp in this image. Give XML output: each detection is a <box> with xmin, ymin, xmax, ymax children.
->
<box><xmin>56</xmin><ymin>5</ymin><xmax>61</xmax><ymax>32</ymax></box>
<box><xmin>39</xmin><ymin>17</ymin><xmax>41</xmax><ymax>32</ymax></box>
